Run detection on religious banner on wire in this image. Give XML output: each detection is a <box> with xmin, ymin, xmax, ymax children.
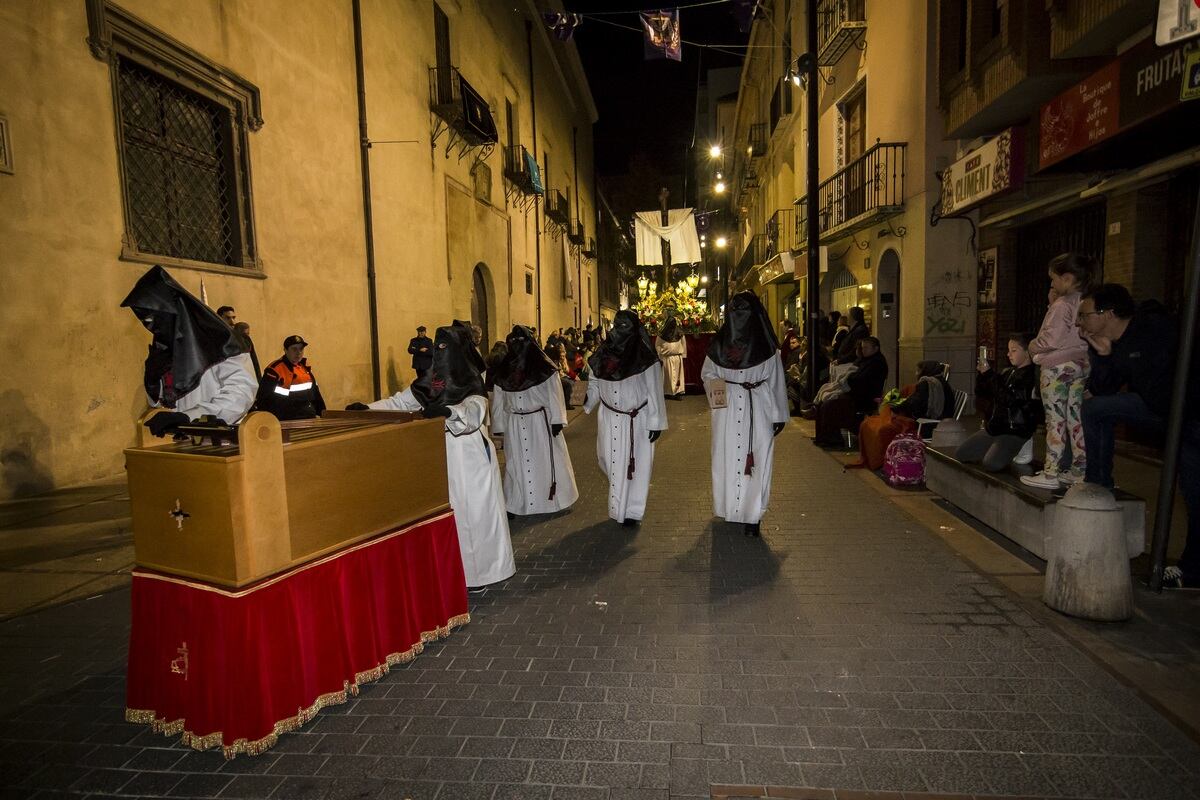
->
<box><xmin>641</xmin><ymin>9</ymin><xmax>682</xmax><ymax>61</ymax></box>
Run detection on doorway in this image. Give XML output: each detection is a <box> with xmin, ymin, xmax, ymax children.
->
<box><xmin>470</xmin><ymin>264</ymin><xmax>490</xmax><ymax>350</ymax></box>
<box><xmin>876</xmin><ymin>249</ymin><xmax>900</xmax><ymax>387</ymax></box>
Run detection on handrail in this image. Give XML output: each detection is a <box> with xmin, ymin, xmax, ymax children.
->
<box><xmin>794</xmin><ymin>141</ymin><xmax>906</xmax><ymax>244</ymax></box>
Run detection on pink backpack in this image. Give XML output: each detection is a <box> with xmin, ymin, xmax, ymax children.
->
<box><xmin>884</xmin><ymin>433</ymin><xmax>926</xmax><ymax>487</ymax></box>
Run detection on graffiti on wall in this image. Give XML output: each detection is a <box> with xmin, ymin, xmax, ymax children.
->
<box><xmin>925</xmin><ymin>291</ymin><xmax>972</xmax><ymax>334</ymax></box>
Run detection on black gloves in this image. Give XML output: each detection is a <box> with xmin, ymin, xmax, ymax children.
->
<box><xmin>345</xmin><ymin>402</ymin><xmax>369</xmax><ymax>411</ymax></box>
<box><xmin>422</xmin><ymin>405</ymin><xmax>452</xmax><ymax>419</ymax></box>
<box><xmin>648</xmin><ymin>430</ymin><xmax>662</xmax><ymax>443</ymax></box>
<box><xmin>551</xmin><ymin>424</ymin><xmax>563</xmax><ymax>437</ymax></box>
<box><xmin>772</xmin><ymin>422</ymin><xmax>786</xmax><ymax>437</ymax></box>
<box><xmin>144</xmin><ymin>411</ymin><xmax>189</xmax><ymax>437</ymax></box>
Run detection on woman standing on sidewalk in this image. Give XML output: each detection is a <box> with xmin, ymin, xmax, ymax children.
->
<box><xmin>1020</xmin><ymin>253</ymin><xmax>1093</xmax><ymax>490</ymax></box>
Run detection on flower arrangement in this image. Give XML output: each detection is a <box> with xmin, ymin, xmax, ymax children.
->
<box><xmin>634</xmin><ymin>286</ymin><xmax>712</xmax><ymax>334</ymax></box>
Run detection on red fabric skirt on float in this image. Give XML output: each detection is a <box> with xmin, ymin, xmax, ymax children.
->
<box><xmin>125</xmin><ymin>511</ymin><xmax>469</xmax><ymax>757</ymax></box>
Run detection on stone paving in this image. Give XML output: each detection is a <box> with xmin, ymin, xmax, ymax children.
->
<box><xmin>1</xmin><ymin>397</ymin><xmax>1198</xmax><ymax>799</ymax></box>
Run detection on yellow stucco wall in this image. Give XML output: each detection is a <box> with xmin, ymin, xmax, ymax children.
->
<box><xmin>0</xmin><ymin>0</ymin><xmax>597</xmax><ymax>499</ymax></box>
<box><xmin>732</xmin><ymin>0</ymin><xmax>975</xmax><ymax>391</ymax></box>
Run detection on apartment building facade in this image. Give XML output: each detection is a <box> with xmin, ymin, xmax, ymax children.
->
<box><xmin>0</xmin><ymin>0</ymin><xmax>597</xmax><ymax>497</ymax></box>
<box><xmin>719</xmin><ymin>0</ymin><xmax>974</xmax><ymax>389</ymax></box>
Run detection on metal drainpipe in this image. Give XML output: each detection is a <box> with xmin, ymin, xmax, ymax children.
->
<box><xmin>352</xmin><ymin>0</ymin><xmax>381</xmax><ymax>397</ymax></box>
<box><xmin>804</xmin><ymin>0</ymin><xmax>820</xmax><ymax>400</ymax></box>
<box><xmin>573</xmin><ymin>126</ymin><xmax>581</xmax><ymax>328</ymax></box>
<box><xmin>527</xmin><ymin>20</ymin><xmax>542</xmax><ymax>336</ymax></box>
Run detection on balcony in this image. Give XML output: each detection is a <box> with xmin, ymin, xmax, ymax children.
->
<box><xmin>817</xmin><ymin>0</ymin><xmax>866</xmax><ymax>67</ymax></box>
<box><xmin>545</xmin><ymin>190</ymin><xmax>570</xmax><ymax>226</ymax></box>
<box><xmin>428</xmin><ymin>66</ymin><xmax>498</xmax><ymax>149</ymax></box>
<box><xmin>746</xmin><ymin>123</ymin><xmax>768</xmax><ymax>160</ymax></box>
<box><xmin>767</xmin><ymin>208</ymin><xmax>797</xmax><ymax>257</ymax></box>
<box><xmin>568</xmin><ymin>220</ymin><xmax>586</xmax><ymax>246</ymax></box>
<box><xmin>794</xmin><ymin>141</ymin><xmax>906</xmax><ymax>249</ymax></box>
<box><xmin>582</xmin><ymin>237</ymin><xmax>596</xmax><ymax>259</ymax></box>
<box><xmin>739</xmin><ymin>164</ymin><xmax>759</xmax><ymax>196</ymax></box>
<box><xmin>502</xmin><ymin>145</ymin><xmax>541</xmax><ymax>197</ymax></box>
<box><xmin>770</xmin><ymin>79</ymin><xmax>794</xmax><ymax>137</ymax></box>
<box><xmin>734</xmin><ymin>234</ymin><xmax>770</xmax><ymax>285</ymax></box>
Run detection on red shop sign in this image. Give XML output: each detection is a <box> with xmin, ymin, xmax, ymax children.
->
<box><xmin>1039</xmin><ymin>61</ymin><xmax>1121</xmax><ymax>170</ymax></box>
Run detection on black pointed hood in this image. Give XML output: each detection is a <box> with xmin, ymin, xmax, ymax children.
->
<box><xmin>410</xmin><ymin>321</ymin><xmax>486</xmax><ymax>407</ymax></box>
<box><xmin>707</xmin><ymin>291</ymin><xmax>779</xmax><ymax>369</ymax></box>
<box><xmin>493</xmin><ymin>325</ymin><xmax>558</xmax><ymax>392</ymax></box>
<box><xmin>120</xmin><ymin>265</ymin><xmax>241</xmax><ymax>402</ymax></box>
<box><xmin>588</xmin><ymin>310</ymin><xmax>658</xmax><ymax>380</ymax></box>
<box><xmin>658</xmin><ymin>316</ymin><xmax>683</xmax><ymax>342</ymax></box>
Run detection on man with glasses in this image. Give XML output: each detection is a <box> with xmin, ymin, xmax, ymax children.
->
<box><xmin>1076</xmin><ymin>283</ymin><xmax>1200</xmax><ymax>589</ymax></box>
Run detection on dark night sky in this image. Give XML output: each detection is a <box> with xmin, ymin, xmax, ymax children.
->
<box><xmin>565</xmin><ymin>4</ymin><xmax>747</xmax><ymax>188</ymax></box>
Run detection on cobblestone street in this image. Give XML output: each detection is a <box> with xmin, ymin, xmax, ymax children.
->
<box><xmin>1</xmin><ymin>397</ymin><xmax>1198</xmax><ymax>799</ymax></box>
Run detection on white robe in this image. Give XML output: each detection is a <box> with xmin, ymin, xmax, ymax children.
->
<box><xmin>701</xmin><ymin>355</ymin><xmax>789</xmax><ymax>524</ymax></box>
<box><xmin>583</xmin><ymin>363</ymin><xmax>668</xmax><ymax>523</ymax></box>
<box><xmin>656</xmin><ymin>337</ymin><xmax>687</xmax><ymax>396</ymax></box>
<box><xmin>149</xmin><ymin>353</ymin><xmax>257</xmax><ymax>424</ymax></box>
<box><xmin>491</xmin><ymin>375</ymin><xmax>579</xmax><ymax>515</ymax></box>
<box><xmin>369</xmin><ymin>390</ymin><xmax>515</xmax><ymax>587</ymax></box>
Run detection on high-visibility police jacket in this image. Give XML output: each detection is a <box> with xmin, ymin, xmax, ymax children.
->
<box><xmin>256</xmin><ymin>357</ymin><xmax>326</xmax><ymax>420</ymax></box>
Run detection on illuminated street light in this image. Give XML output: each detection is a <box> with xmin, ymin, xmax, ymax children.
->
<box><xmin>715</xmin><ymin>236</ymin><xmax>727</xmax><ymax>248</ymax></box>
<box><xmin>709</xmin><ymin>144</ymin><xmax>722</xmax><ymax>158</ymax></box>
<box><xmin>714</xmin><ymin>181</ymin><xmax>726</xmax><ymax>194</ymax></box>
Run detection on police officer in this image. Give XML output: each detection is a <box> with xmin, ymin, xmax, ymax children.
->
<box><xmin>256</xmin><ymin>335</ymin><xmax>325</xmax><ymax>420</ymax></box>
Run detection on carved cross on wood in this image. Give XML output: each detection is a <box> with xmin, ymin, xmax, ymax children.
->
<box><xmin>168</xmin><ymin>499</ymin><xmax>191</xmax><ymax>531</ymax></box>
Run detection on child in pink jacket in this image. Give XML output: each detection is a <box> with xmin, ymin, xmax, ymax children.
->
<box><xmin>1020</xmin><ymin>253</ymin><xmax>1095</xmax><ymax>490</ymax></box>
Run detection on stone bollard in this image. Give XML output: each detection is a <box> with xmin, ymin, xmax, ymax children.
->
<box><xmin>929</xmin><ymin>419</ymin><xmax>969</xmax><ymax>449</ymax></box>
<box><xmin>1043</xmin><ymin>483</ymin><xmax>1133</xmax><ymax>621</ymax></box>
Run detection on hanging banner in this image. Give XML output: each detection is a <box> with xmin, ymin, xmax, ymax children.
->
<box><xmin>641</xmin><ymin>9</ymin><xmax>682</xmax><ymax>62</ymax></box>
<box><xmin>730</xmin><ymin>0</ymin><xmax>756</xmax><ymax>34</ymax></box>
<box><xmin>940</xmin><ymin>128</ymin><xmax>1024</xmax><ymax>216</ymax></box>
<box><xmin>542</xmin><ymin>12</ymin><xmax>582</xmax><ymax>42</ymax></box>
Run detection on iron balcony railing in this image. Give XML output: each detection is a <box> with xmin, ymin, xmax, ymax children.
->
<box><xmin>502</xmin><ymin>145</ymin><xmax>540</xmax><ymax>196</ymax></box>
<box><xmin>739</xmin><ymin>163</ymin><xmax>759</xmax><ymax>196</ymax></box>
<box><xmin>735</xmin><ymin>233</ymin><xmax>770</xmax><ymax>282</ymax></box>
<box><xmin>794</xmin><ymin>141</ymin><xmax>906</xmax><ymax>248</ymax></box>
<box><xmin>428</xmin><ymin>66</ymin><xmax>498</xmax><ymax>146</ymax></box>
<box><xmin>816</xmin><ymin>0</ymin><xmax>866</xmax><ymax>66</ymax></box>
<box><xmin>767</xmin><ymin>208</ymin><xmax>797</xmax><ymax>258</ymax></box>
<box><xmin>568</xmin><ymin>220</ymin><xmax>586</xmax><ymax>245</ymax></box>
<box><xmin>583</xmin><ymin>237</ymin><xmax>597</xmax><ymax>259</ymax></box>
<box><xmin>770</xmin><ymin>79</ymin><xmax>794</xmax><ymax>136</ymax></box>
<box><xmin>545</xmin><ymin>190</ymin><xmax>570</xmax><ymax>225</ymax></box>
<box><xmin>746</xmin><ymin>122</ymin><xmax>768</xmax><ymax>160</ymax></box>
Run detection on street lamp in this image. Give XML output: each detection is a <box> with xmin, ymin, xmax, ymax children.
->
<box><xmin>714</xmin><ymin>180</ymin><xmax>726</xmax><ymax>194</ymax></box>
<box><xmin>715</xmin><ymin>236</ymin><xmax>727</xmax><ymax>249</ymax></box>
<box><xmin>709</xmin><ymin>144</ymin><xmax>722</xmax><ymax>158</ymax></box>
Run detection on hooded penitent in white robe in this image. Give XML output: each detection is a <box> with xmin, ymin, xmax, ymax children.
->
<box><xmin>656</xmin><ymin>337</ymin><xmax>686</xmax><ymax>396</ymax></box>
<box><xmin>369</xmin><ymin>389</ymin><xmax>515</xmax><ymax>587</ymax></box>
<box><xmin>583</xmin><ymin>363</ymin><xmax>668</xmax><ymax>523</ymax></box>
<box><xmin>155</xmin><ymin>353</ymin><xmax>257</xmax><ymax>423</ymax></box>
<box><xmin>491</xmin><ymin>374</ymin><xmax>579</xmax><ymax>515</ymax></box>
<box><xmin>701</xmin><ymin>355</ymin><xmax>788</xmax><ymax>524</ymax></box>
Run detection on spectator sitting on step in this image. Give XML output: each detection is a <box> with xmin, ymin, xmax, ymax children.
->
<box><xmin>892</xmin><ymin>360</ymin><xmax>954</xmax><ymax>420</ymax></box>
<box><xmin>1076</xmin><ymin>283</ymin><xmax>1200</xmax><ymax>589</ymax></box>
<box><xmin>957</xmin><ymin>332</ymin><xmax>1043</xmax><ymax>472</ymax></box>
<box><xmin>833</xmin><ymin>306</ymin><xmax>869</xmax><ymax>365</ymax></box>
<box><xmin>812</xmin><ymin>337</ymin><xmax>888</xmax><ymax>448</ymax></box>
